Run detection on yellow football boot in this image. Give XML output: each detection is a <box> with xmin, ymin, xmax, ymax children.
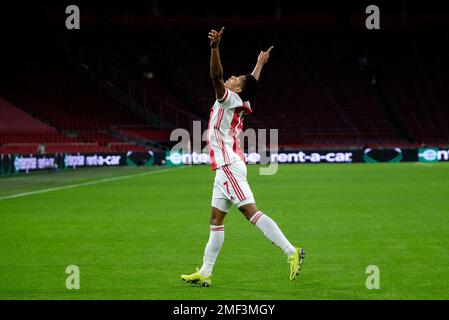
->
<box><xmin>181</xmin><ymin>268</ymin><xmax>212</xmax><ymax>287</ymax></box>
<box><xmin>288</xmin><ymin>247</ymin><xmax>305</xmax><ymax>280</ymax></box>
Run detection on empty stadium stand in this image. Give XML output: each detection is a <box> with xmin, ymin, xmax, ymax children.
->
<box><xmin>378</xmin><ymin>32</ymin><xmax>449</xmax><ymax>146</ymax></box>
<box><xmin>0</xmin><ymin>58</ymin><xmax>159</xmax><ymax>154</ymax></box>
<box><xmin>1</xmin><ymin>10</ymin><xmax>448</xmax><ymax>156</ymax></box>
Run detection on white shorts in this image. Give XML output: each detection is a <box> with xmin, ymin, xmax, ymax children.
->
<box><xmin>211</xmin><ymin>160</ymin><xmax>255</xmax><ymax>213</ymax></box>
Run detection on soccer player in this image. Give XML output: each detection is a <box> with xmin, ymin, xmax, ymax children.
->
<box><xmin>181</xmin><ymin>27</ymin><xmax>304</xmax><ymax>287</ymax></box>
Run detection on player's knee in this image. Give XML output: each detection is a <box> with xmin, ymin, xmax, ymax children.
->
<box><xmin>210</xmin><ymin>207</ymin><xmax>226</xmax><ymax>225</ymax></box>
<box><xmin>239</xmin><ymin>203</ymin><xmax>259</xmax><ymax>220</ymax></box>
<box><xmin>210</xmin><ymin>215</ymin><xmax>224</xmax><ymax>225</ymax></box>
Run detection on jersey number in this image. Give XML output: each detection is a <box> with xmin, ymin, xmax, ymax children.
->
<box><xmin>223</xmin><ymin>181</ymin><xmax>230</xmax><ymax>194</ymax></box>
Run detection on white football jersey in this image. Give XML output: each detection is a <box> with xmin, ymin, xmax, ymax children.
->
<box><xmin>206</xmin><ymin>88</ymin><xmax>253</xmax><ymax>170</ymax></box>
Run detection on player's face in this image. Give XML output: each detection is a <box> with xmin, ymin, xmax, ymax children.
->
<box><xmin>224</xmin><ymin>75</ymin><xmax>245</xmax><ymax>93</ymax></box>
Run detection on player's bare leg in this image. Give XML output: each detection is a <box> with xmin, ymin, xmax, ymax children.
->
<box><xmin>239</xmin><ymin>203</ymin><xmax>305</xmax><ymax>280</ymax></box>
<box><xmin>209</xmin><ymin>206</ymin><xmax>227</xmax><ymax>225</ymax></box>
<box><xmin>181</xmin><ymin>207</ymin><xmax>226</xmax><ymax>286</ymax></box>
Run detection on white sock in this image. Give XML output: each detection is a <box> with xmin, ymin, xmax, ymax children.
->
<box><xmin>199</xmin><ymin>225</ymin><xmax>224</xmax><ymax>277</ymax></box>
<box><xmin>250</xmin><ymin>211</ymin><xmax>296</xmax><ymax>257</ymax></box>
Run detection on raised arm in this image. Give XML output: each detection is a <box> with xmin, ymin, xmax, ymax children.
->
<box><xmin>251</xmin><ymin>46</ymin><xmax>274</xmax><ymax>81</ymax></box>
<box><xmin>208</xmin><ymin>27</ymin><xmax>226</xmax><ymax>99</ymax></box>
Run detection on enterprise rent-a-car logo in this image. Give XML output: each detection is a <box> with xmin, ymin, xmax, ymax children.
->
<box><xmin>66</xmin><ymin>154</ymin><xmax>122</xmax><ymax>167</ymax></box>
<box><xmin>418</xmin><ymin>148</ymin><xmax>449</xmax><ymax>163</ymax></box>
<box><xmin>168</xmin><ymin>151</ymin><xmax>353</xmax><ymax>165</ymax></box>
<box><xmin>249</xmin><ymin>151</ymin><xmax>353</xmax><ymax>163</ymax></box>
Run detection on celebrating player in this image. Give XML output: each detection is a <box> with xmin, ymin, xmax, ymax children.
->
<box><xmin>181</xmin><ymin>27</ymin><xmax>304</xmax><ymax>287</ymax></box>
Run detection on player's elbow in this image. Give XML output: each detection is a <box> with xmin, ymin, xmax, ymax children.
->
<box><xmin>210</xmin><ymin>70</ymin><xmax>223</xmax><ymax>80</ymax></box>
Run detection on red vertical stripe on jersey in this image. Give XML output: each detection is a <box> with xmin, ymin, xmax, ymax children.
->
<box><xmin>213</xmin><ymin>109</ymin><xmax>225</xmax><ymax>165</ymax></box>
<box><xmin>214</xmin><ymin>108</ymin><xmax>230</xmax><ymax>164</ymax></box>
<box><xmin>230</xmin><ymin>108</ymin><xmax>241</xmax><ymax>136</ymax></box>
<box><xmin>230</xmin><ymin>107</ymin><xmax>245</xmax><ymax>162</ymax></box>
<box><xmin>214</xmin><ymin>109</ymin><xmax>224</xmax><ymax>163</ymax></box>
<box><xmin>206</xmin><ymin>107</ymin><xmax>217</xmax><ymax>170</ymax></box>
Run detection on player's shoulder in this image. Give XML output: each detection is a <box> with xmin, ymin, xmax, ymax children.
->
<box><xmin>217</xmin><ymin>89</ymin><xmax>243</xmax><ymax>107</ymax></box>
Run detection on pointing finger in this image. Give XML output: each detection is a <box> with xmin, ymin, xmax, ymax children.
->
<box><xmin>267</xmin><ymin>46</ymin><xmax>274</xmax><ymax>53</ymax></box>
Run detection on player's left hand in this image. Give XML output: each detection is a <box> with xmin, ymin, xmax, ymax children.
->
<box><xmin>209</xmin><ymin>27</ymin><xmax>224</xmax><ymax>48</ymax></box>
<box><xmin>257</xmin><ymin>46</ymin><xmax>274</xmax><ymax>65</ymax></box>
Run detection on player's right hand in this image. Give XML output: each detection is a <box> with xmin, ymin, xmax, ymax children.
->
<box><xmin>208</xmin><ymin>27</ymin><xmax>224</xmax><ymax>48</ymax></box>
<box><xmin>257</xmin><ymin>46</ymin><xmax>274</xmax><ymax>65</ymax></box>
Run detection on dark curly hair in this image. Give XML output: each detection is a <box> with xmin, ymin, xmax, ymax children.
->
<box><xmin>238</xmin><ymin>74</ymin><xmax>258</xmax><ymax>102</ymax></box>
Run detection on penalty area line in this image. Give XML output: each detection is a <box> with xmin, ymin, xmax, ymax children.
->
<box><xmin>0</xmin><ymin>166</ymin><xmax>187</xmax><ymax>201</ymax></box>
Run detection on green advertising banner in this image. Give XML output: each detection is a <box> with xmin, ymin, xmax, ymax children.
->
<box><xmin>363</xmin><ymin>148</ymin><xmax>403</xmax><ymax>163</ymax></box>
<box><xmin>418</xmin><ymin>148</ymin><xmax>439</xmax><ymax>163</ymax></box>
<box><xmin>165</xmin><ymin>150</ymin><xmax>184</xmax><ymax>167</ymax></box>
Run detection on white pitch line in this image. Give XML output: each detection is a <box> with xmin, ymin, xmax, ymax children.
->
<box><xmin>415</xmin><ymin>162</ymin><xmax>434</xmax><ymax>167</ymax></box>
<box><xmin>0</xmin><ymin>166</ymin><xmax>187</xmax><ymax>201</ymax></box>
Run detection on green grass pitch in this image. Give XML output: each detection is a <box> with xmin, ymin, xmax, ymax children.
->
<box><xmin>1</xmin><ymin>163</ymin><xmax>449</xmax><ymax>300</ymax></box>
